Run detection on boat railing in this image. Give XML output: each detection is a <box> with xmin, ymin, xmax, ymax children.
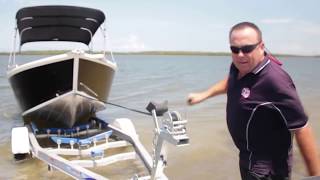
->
<box><xmin>8</xmin><ymin>26</ymin><xmax>18</xmax><ymax>70</ymax></box>
<box><xmin>100</xmin><ymin>23</ymin><xmax>116</xmax><ymax>64</ymax></box>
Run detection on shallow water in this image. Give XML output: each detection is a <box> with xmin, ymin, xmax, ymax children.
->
<box><xmin>1</xmin><ymin>54</ymin><xmax>320</xmax><ymax>179</ymax></box>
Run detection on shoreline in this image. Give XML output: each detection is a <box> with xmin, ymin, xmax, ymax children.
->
<box><xmin>0</xmin><ymin>50</ymin><xmax>319</xmax><ymax>57</ymax></box>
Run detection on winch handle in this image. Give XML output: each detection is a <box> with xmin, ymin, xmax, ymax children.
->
<box><xmin>146</xmin><ymin>101</ymin><xmax>168</xmax><ymax>116</ymax></box>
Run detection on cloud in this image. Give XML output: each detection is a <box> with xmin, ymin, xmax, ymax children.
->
<box><xmin>112</xmin><ymin>34</ymin><xmax>148</xmax><ymax>52</ymax></box>
<box><xmin>260</xmin><ymin>18</ymin><xmax>293</xmax><ymax>24</ymax></box>
<box><xmin>298</xmin><ymin>22</ymin><xmax>320</xmax><ymax>36</ymax></box>
<box><xmin>3</xmin><ymin>0</ymin><xmax>32</xmax><ymax>5</ymax></box>
<box><xmin>259</xmin><ymin>18</ymin><xmax>320</xmax><ymax>55</ymax></box>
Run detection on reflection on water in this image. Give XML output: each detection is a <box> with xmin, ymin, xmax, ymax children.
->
<box><xmin>0</xmin><ymin>55</ymin><xmax>320</xmax><ymax>179</ymax></box>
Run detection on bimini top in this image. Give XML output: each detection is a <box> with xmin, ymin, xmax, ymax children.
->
<box><xmin>16</xmin><ymin>5</ymin><xmax>105</xmax><ymax>46</ymax></box>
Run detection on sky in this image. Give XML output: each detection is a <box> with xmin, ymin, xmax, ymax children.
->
<box><xmin>0</xmin><ymin>0</ymin><xmax>320</xmax><ymax>55</ymax></box>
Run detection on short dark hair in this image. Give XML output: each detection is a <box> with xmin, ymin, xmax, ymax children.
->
<box><xmin>229</xmin><ymin>22</ymin><xmax>262</xmax><ymax>42</ymax></box>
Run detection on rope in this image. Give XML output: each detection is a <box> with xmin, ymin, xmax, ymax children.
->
<box><xmin>105</xmin><ymin>102</ymin><xmax>151</xmax><ymax>116</ymax></box>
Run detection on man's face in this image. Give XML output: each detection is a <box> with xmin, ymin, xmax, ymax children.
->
<box><xmin>229</xmin><ymin>27</ymin><xmax>264</xmax><ymax>77</ymax></box>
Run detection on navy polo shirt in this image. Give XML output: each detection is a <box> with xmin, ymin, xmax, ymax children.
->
<box><xmin>226</xmin><ymin>56</ymin><xmax>308</xmax><ymax>176</ymax></box>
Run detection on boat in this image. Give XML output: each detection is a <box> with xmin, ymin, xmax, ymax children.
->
<box><xmin>7</xmin><ymin>5</ymin><xmax>117</xmax><ymax>128</ymax></box>
<box><xmin>9</xmin><ymin>6</ymin><xmax>190</xmax><ymax>179</ymax></box>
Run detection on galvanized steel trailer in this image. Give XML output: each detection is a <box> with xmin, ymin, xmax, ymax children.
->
<box><xmin>11</xmin><ymin>102</ymin><xmax>189</xmax><ymax>180</ymax></box>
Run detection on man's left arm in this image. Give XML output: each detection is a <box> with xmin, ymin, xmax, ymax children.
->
<box><xmin>295</xmin><ymin>124</ymin><xmax>320</xmax><ymax>176</ymax></box>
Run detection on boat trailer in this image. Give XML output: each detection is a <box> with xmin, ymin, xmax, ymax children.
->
<box><xmin>11</xmin><ymin>101</ymin><xmax>189</xmax><ymax>179</ymax></box>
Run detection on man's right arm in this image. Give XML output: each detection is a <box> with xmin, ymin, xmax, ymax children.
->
<box><xmin>187</xmin><ymin>76</ymin><xmax>228</xmax><ymax>105</ymax></box>
<box><xmin>295</xmin><ymin>124</ymin><xmax>320</xmax><ymax>176</ymax></box>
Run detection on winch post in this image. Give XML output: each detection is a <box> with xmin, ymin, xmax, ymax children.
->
<box><xmin>149</xmin><ymin>106</ymin><xmax>189</xmax><ymax>180</ymax></box>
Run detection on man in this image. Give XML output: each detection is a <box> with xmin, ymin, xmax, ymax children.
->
<box><xmin>187</xmin><ymin>22</ymin><xmax>320</xmax><ymax>179</ymax></box>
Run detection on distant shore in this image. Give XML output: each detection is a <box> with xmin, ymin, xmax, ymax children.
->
<box><xmin>0</xmin><ymin>50</ymin><xmax>318</xmax><ymax>57</ymax></box>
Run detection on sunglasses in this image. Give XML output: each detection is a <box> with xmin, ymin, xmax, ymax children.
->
<box><xmin>230</xmin><ymin>41</ymin><xmax>261</xmax><ymax>54</ymax></box>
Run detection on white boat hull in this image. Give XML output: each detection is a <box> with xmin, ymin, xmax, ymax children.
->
<box><xmin>8</xmin><ymin>51</ymin><xmax>117</xmax><ymax>128</ymax></box>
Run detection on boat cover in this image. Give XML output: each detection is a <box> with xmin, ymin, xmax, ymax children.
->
<box><xmin>16</xmin><ymin>5</ymin><xmax>105</xmax><ymax>45</ymax></box>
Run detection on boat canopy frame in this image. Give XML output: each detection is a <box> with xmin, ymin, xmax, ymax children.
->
<box><xmin>8</xmin><ymin>5</ymin><xmax>114</xmax><ymax>69</ymax></box>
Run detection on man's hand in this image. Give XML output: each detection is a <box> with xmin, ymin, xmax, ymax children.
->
<box><xmin>187</xmin><ymin>92</ymin><xmax>207</xmax><ymax>105</ymax></box>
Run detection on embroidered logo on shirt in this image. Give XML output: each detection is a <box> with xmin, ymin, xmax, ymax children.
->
<box><xmin>241</xmin><ymin>87</ymin><xmax>250</xmax><ymax>98</ymax></box>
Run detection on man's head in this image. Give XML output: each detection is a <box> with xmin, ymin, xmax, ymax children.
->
<box><xmin>229</xmin><ymin>22</ymin><xmax>265</xmax><ymax>77</ymax></box>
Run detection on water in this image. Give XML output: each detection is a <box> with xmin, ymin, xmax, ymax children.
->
<box><xmin>1</xmin><ymin>54</ymin><xmax>320</xmax><ymax>179</ymax></box>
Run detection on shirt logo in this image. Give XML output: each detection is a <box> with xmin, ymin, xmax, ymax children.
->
<box><xmin>241</xmin><ymin>87</ymin><xmax>250</xmax><ymax>98</ymax></box>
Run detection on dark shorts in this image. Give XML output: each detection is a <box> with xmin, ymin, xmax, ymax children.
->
<box><xmin>240</xmin><ymin>167</ymin><xmax>290</xmax><ymax>180</ymax></box>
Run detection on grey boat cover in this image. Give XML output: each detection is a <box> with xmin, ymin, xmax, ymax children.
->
<box><xmin>16</xmin><ymin>5</ymin><xmax>105</xmax><ymax>46</ymax></box>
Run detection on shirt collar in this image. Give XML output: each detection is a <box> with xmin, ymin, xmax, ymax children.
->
<box><xmin>252</xmin><ymin>56</ymin><xmax>270</xmax><ymax>74</ymax></box>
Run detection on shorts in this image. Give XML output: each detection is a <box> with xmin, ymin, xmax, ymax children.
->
<box><xmin>240</xmin><ymin>167</ymin><xmax>290</xmax><ymax>180</ymax></box>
